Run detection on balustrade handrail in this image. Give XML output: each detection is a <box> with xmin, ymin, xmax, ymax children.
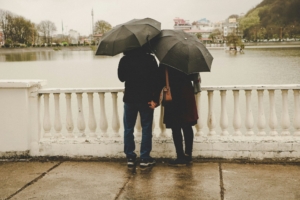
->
<box><xmin>38</xmin><ymin>84</ymin><xmax>300</xmax><ymax>94</ymax></box>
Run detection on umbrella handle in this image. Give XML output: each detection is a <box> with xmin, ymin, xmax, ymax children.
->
<box><xmin>165</xmin><ymin>67</ymin><xmax>170</xmax><ymax>89</ymax></box>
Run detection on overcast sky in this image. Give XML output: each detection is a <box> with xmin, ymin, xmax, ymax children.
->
<box><xmin>1</xmin><ymin>0</ymin><xmax>262</xmax><ymax>36</ymax></box>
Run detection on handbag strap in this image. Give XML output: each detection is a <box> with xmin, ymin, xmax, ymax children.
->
<box><xmin>165</xmin><ymin>67</ymin><xmax>170</xmax><ymax>89</ymax></box>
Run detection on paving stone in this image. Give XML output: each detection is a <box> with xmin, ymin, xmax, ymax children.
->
<box><xmin>0</xmin><ymin>161</ymin><xmax>58</xmax><ymax>200</ymax></box>
<box><xmin>11</xmin><ymin>161</ymin><xmax>129</xmax><ymax>200</ymax></box>
<box><xmin>118</xmin><ymin>163</ymin><xmax>220</xmax><ymax>200</ymax></box>
<box><xmin>222</xmin><ymin>163</ymin><xmax>300</xmax><ymax>200</ymax></box>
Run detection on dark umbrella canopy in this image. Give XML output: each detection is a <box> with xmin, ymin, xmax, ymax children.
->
<box><xmin>150</xmin><ymin>29</ymin><xmax>213</xmax><ymax>74</ymax></box>
<box><xmin>95</xmin><ymin>18</ymin><xmax>161</xmax><ymax>56</ymax></box>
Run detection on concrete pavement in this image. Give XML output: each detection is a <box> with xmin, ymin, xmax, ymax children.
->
<box><xmin>1</xmin><ymin>160</ymin><xmax>300</xmax><ymax>200</ymax></box>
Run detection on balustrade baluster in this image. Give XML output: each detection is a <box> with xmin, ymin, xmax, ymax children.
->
<box><xmin>207</xmin><ymin>91</ymin><xmax>216</xmax><ymax>136</ymax></box>
<box><xmin>53</xmin><ymin>93</ymin><xmax>62</xmax><ymax>137</ymax></box>
<box><xmin>220</xmin><ymin>90</ymin><xmax>229</xmax><ymax>136</ymax></box>
<box><xmin>111</xmin><ymin>92</ymin><xmax>120</xmax><ymax>137</ymax></box>
<box><xmin>65</xmin><ymin>93</ymin><xmax>74</xmax><ymax>137</ymax></box>
<box><xmin>87</xmin><ymin>93</ymin><xmax>97</xmax><ymax>137</ymax></box>
<box><xmin>245</xmin><ymin>90</ymin><xmax>254</xmax><ymax>136</ymax></box>
<box><xmin>268</xmin><ymin>89</ymin><xmax>278</xmax><ymax>136</ymax></box>
<box><xmin>152</xmin><ymin>117</ymin><xmax>155</xmax><ymax>133</ymax></box>
<box><xmin>233</xmin><ymin>90</ymin><xmax>242</xmax><ymax>136</ymax></box>
<box><xmin>76</xmin><ymin>93</ymin><xmax>86</xmax><ymax>137</ymax></box>
<box><xmin>293</xmin><ymin>89</ymin><xmax>300</xmax><ymax>136</ymax></box>
<box><xmin>281</xmin><ymin>89</ymin><xmax>290</xmax><ymax>136</ymax></box>
<box><xmin>135</xmin><ymin>112</ymin><xmax>142</xmax><ymax>137</ymax></box>
<box><xmin>195</xmin><ymin>93</ymin><xmax>204</xmax><ymax>136</ymax></box>
<box><xmin>43</xmin><ymin>93</ymin><xmax>52</xmax><ymax>137</ymax></box>
<box><xmin>98</xmin><ymin>92</ymin><xmax>108</xmax><ymax>137</ymax></box>
<box><xmin>159</xmin><ymin>105</ymin><xmax>167</xmax><ymax>137</ymax></box>
<box><xmin>257</xmin><ymin>90</ymin><xmax>266</xmax><ymax>136</ymax></box>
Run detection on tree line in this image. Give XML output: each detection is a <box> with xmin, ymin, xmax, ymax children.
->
<box><xmin>239</xmin><ymin>0</ymin><xmax>300</xmax><ymax>41</ymax></box>
<box><xmin>0</xmin><ymin>9</ymin><xmax>57</xmax><ymax>47</ymax></box>
<box><xmin>0</xmin><ymin>9</ymin><xmax>113</xmax><ymax>47</ymax></box>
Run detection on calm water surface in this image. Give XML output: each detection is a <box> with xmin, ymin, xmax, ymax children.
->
<box><xmin>0</xmin><ymin>48</ymin><xmax>299</xmax><ymax>88</ymax></box>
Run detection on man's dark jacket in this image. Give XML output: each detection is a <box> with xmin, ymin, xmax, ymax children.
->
<box><xmin>118</xmin><ymin>50</ymin><xmax>159</xmax><ymax>104</ymax></box>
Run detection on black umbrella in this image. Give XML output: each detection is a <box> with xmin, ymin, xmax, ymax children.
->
<box><xmin>149</xmin><ymin>29</ymin><xmax>213</xmax><ymax>74</ymax></box>
<box><xmin>95</xmin><ymin>18</ymin><xmax>161</xmax><ymax>56</ymax></box>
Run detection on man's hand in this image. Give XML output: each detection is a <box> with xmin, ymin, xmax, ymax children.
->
<box><xmin>148</xmin><ymin>101</ymin><xmax>157</xmax><ymax>109</ymax></box>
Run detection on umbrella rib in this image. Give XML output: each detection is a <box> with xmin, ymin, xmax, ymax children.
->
<box><xmin>123</xmin><ymin>25</ymin><xmax>142</xmax><ymax>45</ymax></box>
<box><xmin>111</xmin><ymin>27</ymin><xmax>124</xmax><ymax>55</ymax></box>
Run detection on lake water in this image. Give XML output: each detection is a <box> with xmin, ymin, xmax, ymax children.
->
<box><xmin>0</xmin><ymin>48</ymin><xmax>299</xmax><ymax>135</ymax></box>
<box><xmin>0</xmin><ymin>48</ymin><xmax>299</xmax><ymax>88</ymax></box>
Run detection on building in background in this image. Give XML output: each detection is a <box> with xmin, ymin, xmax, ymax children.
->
<box><xmin>93</xmin><ymin>33</ymin><xmax>103</xmax><ymax>45</ymax></box>
<box><xmin>69</xmin><ymin>29</ymin><xmax>79</xmax><ymax>45</ymax></box>
<box><xmin>222</xmin><ymin>14</ymin><xmax>243</xmax><ymax>37</ymax></box>
<box><xmin>193</xmin><ymin>18</ymin><xmax>211</xmax><ymax>29</ymax></box>
<box><xmin>173</xmin><ymin>17</ymin><xmax>192</xmax><ymax>30</ymax></box>
<box><xmin>185</xmin><ymin>29</ymin><xmax>212</xmax><ymax>43</ymax></box>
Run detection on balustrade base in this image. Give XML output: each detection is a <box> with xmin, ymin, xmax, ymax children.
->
<box><xmin>2</xmin><ymin>136</ymin><xmax>300</xmax><ymax>162</ymax></box>
<box><xmin>32</xmin><ymin>136</ymin><xmax>300</xmax><ymax>161</ymax></box>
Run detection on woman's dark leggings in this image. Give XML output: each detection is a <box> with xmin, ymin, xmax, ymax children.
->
<box><xmin>171</xmin><ymin>125</ymin><xmax>194</xmax><ymax>158</ymax></box>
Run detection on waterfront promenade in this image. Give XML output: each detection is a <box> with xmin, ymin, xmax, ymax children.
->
<box><xmin>0</xmin><ymin>41</ymin><xmax>300</xmax><ymax>54</ymax></box>
<box><xmin>1</xmin><ymin>160</ymin><xmax>300</xmax><ymax>200</ymax></box>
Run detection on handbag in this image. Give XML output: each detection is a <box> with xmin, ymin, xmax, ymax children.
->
<box><xmin>162</xmin><ymin>67</ymin><xmax>172</xmax><ymax>103</ymax></box>
<box><xmin>191</xmin><ymin>73</ymin><xmax>201</xmax><ymax>94</ymax></box>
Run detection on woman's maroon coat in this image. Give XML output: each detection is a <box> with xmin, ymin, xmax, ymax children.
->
<box><xmin>157</xmin><ymin>65</ymin><xmax>198</xmax><ymax>128</ymax></box>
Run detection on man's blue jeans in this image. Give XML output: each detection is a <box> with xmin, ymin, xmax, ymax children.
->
<box><xmin>123</xmin><ymin>102</ymin><xmax>154</xmax><ymax>160</ymax></box>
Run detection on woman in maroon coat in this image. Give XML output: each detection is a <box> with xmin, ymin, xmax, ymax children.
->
<box><xmin>158</xmin><ymin>64</ymin><xmax>199</xmax><ymax>166</ymax></box>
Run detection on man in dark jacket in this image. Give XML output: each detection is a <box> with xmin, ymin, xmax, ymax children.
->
<box><xmin>118</xmin><ymin>47</ymin><xmax>159</xmax><ymax>169</ymax></box>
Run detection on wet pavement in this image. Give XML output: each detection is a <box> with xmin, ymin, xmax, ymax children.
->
<box><xmin>1</xmin><ymin>160</ymin><xmax>300</xmax><ymax>200</ymax></box>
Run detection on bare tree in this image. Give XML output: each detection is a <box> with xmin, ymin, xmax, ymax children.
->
<box><xmin>0</xmin><ymin>9</ymin><xmax>14</xmax><ymax>44</ymax></box>
<box><xmin>94</xmin><ymin>20</ymin><xmax>112</xmax><ymax>34</ymax></box>
<box><xmin>38</xmin><ymin>20</ymin><xmax>57</xmax><ymax>44</ymax></box>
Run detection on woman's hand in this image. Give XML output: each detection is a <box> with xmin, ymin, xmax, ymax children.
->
<box><xmin>148</xmin><ymin>101</ymin><xmax>157</xmax><ymax>109</ymax></box>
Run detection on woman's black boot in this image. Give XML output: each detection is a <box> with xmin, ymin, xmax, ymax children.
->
<box><xmin>184</xmin><ymin>154</ymin><xmax>193</xmax><ymax>164</ymax></box>
<box><xmin>168</xmin><ymin>155</ymin><xmax>187</xmax><ymax>167</ymax></box>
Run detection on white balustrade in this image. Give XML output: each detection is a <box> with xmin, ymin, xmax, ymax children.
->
<box><xmin>268</xmin><ymin>89</ymin><xmax>278</xmax><ymax>136</ymax></box>
<box><xmin>232</xmin><ymin>90</ymin><xmax>242</xmax><ymax>136</ymax></box>
<box><xmin>281</xmin><ymin>89</ymin><xmax>290</xmax><ymax>136</ymax></box>
<box><xmin>220</xmin><ymin>90</ymin><xmax>229</xmax><ymax>136</ymax></box>
<box><xmin>257</xmin><ymin>90</ymin><xmax>266</xmax><ymax>136</ymax></box>
<box><xmin>76</xmin><ymin>93</ymin><xmax>86</xmax><ymax>137</ymax></box>
<box><xmin>152</xmin><ymin>117</ymin><xmax>155</xmax><ymax>133</ymax></box>
<box><xmin>43</xmin><ymin>93</ymin><xmax>51</xmax><ymax>137</ymax></box>
<box><xmin>38</xmin><ymin>85</ymin><xmax>300</xmax><ymax>141</ymax></box>
<box><xmin>207</xmin><ymin>91</ymin><xmax>216</xmax><ymax>136</ymax></box>
<box><xmin>111</xmin><ymin>92</ymin><xmax>120</xmax><ymax>137</ymax></box>
<box><xmin>87</xmin><ymin>93</ymin><xmax>97</xmax><ymax>137</ymax></box>
<box><xmin>65</xmin><ymin>93</ymin><xmax>74</xmax><ymax>137</ymax></box>
<box><xmin>293</xmin><ymin>89</ymin><xmax>300</xmax><ymax>136</ymax></box>
<box><xmin>135</xmin><ymin>112</ymin><xmax>142</xmax><ymax>137</ymax></box>
<box><xmin>245</xmin><ymin>90</ymin><xmax>254</xmax><ymax>136</ymax></box>
<box><xmin>98</xmin><ymin>92</ymin><xmax>108</xmax><ymax>137</ymax></box>
<box><xmin>159</xmin><ymin>105</ymin><xmax>167</xmax><ymax>137</ymax></box>
<box><xmin>53</xmin><ymin>93</ymin><xmax>62</xmax><ymax>137</ymax></box>
<box><xmin>195</xmin><ymin>93</ymin><xmax>204</xmax><ymax>136</ymax></box>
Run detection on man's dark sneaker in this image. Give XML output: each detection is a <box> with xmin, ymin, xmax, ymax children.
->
<box><xmin>184</xmin><ymin>154</ymin><xmax>193</xmax><ymax>164</ymax></box>
<box><xmin>147</xmin><ymin>157</ymin><xmax>156</xmax><ymax>166</ymax></box>
<box><xmin>127</xmin><ymin>157</ymin><xmax>136</xmax><ymax>168</ymax></box>
<box><xmin>168</xmin><ymin>158</ymin><xmax>188</xmax><ymax>167</ymax></box>
<box><xmin>140</xmin><ymin>157</ymin><xmax>156</xmax><ymax>169</ymax></box>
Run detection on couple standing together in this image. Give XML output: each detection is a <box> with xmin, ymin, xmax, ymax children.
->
<box><xmin>118</xmin><ymin>46</ymin><xmax>199</xmax><ymax>168</ymax></box>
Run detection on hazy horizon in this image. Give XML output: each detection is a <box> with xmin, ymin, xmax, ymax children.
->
<box><xmin>1</xmin><ymin>0</ymin><xmax>262</xmax><ymax>36</ymax></box>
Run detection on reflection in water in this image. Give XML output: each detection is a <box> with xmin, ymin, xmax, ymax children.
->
<box><xmin>0</xmin><ymin>51</ymin><xmax>89</xmax><ymax>62</ymax></box>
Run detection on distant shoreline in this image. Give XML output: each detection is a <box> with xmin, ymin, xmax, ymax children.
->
<box><xmin>0</xmin><ymin>46</ymin><xmax>95</xmax><ymax>53</ymax></box>
<box><xmin>1</xmin><ymin>42</ymin><xmax>300</xmax><ymax>53</ymax></box>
